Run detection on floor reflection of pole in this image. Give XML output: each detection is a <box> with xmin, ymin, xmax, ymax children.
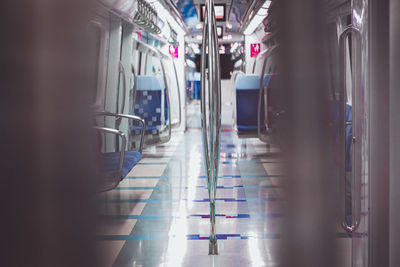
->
<box><xmin>209</xmin><ymin>196</ymin><xmax>217</xmax><ymax>254</ymax></box>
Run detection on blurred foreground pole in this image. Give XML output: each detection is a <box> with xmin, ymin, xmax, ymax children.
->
<box><xmin>390</xmin><ymin>0</ymin><xmax>400</xmax><ymax>265</ymax></box>
<box><xmin>0</xmin><ymin>0</ymin><xmax>97</xmax><ymax>266</ymax></box>
<box><xmin>277</xmin><ymin>0</ymin><xmax>338</xmax><ymax>266</ymax></box>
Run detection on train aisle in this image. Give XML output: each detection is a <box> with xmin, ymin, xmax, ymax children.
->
<box><xmin>96</xmin><ymin>100</ymin><xmax>283</xmax><ymax>267</ymax></box>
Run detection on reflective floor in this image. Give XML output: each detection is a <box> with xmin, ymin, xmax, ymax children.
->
<box><xmin>96</xmin><ymin>97</ymin><xmax>284</xmax><ymax>266</ymax></box>
<box><xmin>96</xmin><ymin>96</ymin><xmax>350</xmax><ymax>267</ymax></box>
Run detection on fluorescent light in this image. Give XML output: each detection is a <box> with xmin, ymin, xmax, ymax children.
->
<box><xmin>243</xmin><ymin>0</ymin><xmax>271</xmax><ymax>35</ymax></box>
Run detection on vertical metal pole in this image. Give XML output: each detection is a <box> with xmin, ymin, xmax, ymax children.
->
<box><xmin>200</xmin><ymin>0</ymin><xmax>221</xmax><ymax>255</ymax></box>
<box><xmin>212</xmin><ymin>2</ymin><xmax>222</xmax><ymax>255</ymax></box>
<box><xmin>207</xmin><ymin>0</ymin><xmax>216</xmax><ymax>255</ymax></box>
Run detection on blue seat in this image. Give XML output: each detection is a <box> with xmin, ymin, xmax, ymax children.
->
<box><xmin>189</xmin><ymin>72</ymin><xmax>201</xmax><ymax>99</ymax></box>
<box><xmin>100</xmin><ymin>150</ymin><xmax>142</xmax><ymax>179</ymax></box>
<box><xmin>132</xmin><ymin>75</ymin><xmax>168</xmax><ymax>133</ymax></box>
<box><xmin>235</xmin><ymin>74</ymin><xmax>272</xmax><ymax>131</ymax></box>
<box><xmin>193</xmin><ymin>80</ymin><xmax>201</xmax><ymax>99</ymax></box>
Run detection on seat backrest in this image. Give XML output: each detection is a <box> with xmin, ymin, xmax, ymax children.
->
<box><xmin>136</xmin><ymin>75</ymin><xmax>164</xmax><ymax>91</ymax></box>
<box><xmin>134</xmin><ymin>75</ymin><xmax>168</xmax><ymax>131</ymax></box>
<box><xmin>235</xmin><ymin>74</ymin><xmax>260</xmax><ymax>90</ymax></box>
<box><xmin>235</xmin><ymin>74</ymin><xmax>275</xmax><ymax>130</ymax></box>
<box><xmin>235</xmin><ymin>73</ymin><xmax>273</xmax><ymax>90</ymax></box>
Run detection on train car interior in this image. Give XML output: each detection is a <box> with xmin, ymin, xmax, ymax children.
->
<box><xmin>2</xmin><ymin>0</ymin><xmax>400</xmax><ymax>266</ymax></box>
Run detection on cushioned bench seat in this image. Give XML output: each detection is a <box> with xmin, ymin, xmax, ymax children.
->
<box><xmin>100</xmin><ymin>150</ymin><xmax>142</xmax><ymax>179</ymax></box>
<box><xmin>235</xmin><ymin>74</ymin><xmax>272</xmax><ymax>131</ymax></box>
<box><xmin>132</xmin><ymin>75</ymin><xmax>168</xmax><ymax>133</ymax></box>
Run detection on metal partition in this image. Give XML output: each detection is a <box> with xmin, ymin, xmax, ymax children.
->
<box><xmin>171</xmin><ymin>59</ymin><xmax>182</xmax><ymax>128</ymax></box>
<box><xmin>133</xmin><ymin>39</ymin><xmax>172</xmax><ymax>146</ymax></box>
<box><xmin>161</xmin><ymin>56</ymin><xmax>182</xmax><ymax>128</ymax></box>
<box><xmin>200</xmin><ymin>0</ymin><xmax>221</xmax><ymax>255</ymax></box>
<box><xmin>257</xmin><ymin>45</ymin><xmax>278</xmax><ymax>143</ymax></box>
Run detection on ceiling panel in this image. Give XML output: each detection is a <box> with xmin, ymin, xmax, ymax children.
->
<box><xmin>174</xmin><ymin>0</ymin><xmax>253</xmax><ymax>35</ymax></box>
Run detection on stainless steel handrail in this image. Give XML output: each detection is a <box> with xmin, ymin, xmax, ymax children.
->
<box><xmin>171</xmin><ymin>59</ymin><xmax>182</xmax><ymax>128</ymax></box>
<box><xmin>94</xmin><ymin>111</ymin><xmax>146</xmax><ymax>153</ymax></box>
<box><xmin>93</xmin><ymin>126</ymin><xmax>126</xmax><ymax>173</ymax></box>
<box><xmin>159</xmin><ymin>58</ymin><xmax>172</xmax><ymax>144</ymax></box>
<box><xmin>338</xmin><ymin>25</ymin><xmax>362</xmax><ymax>233</ymax></box>
<box><xmin>131</xmin><ymin>64</ymin><xmax>137</xmax><ymax>110</ymax></box>
<box><xmin>93</xmin><ymin>126</ymin><xmax>127</xmax><ymax>192</ymax></box>
<box><xmin>200</xmin><ymin>0</ymin><xmax>221</xmax><ymax>255</ymax></box>
<box><xmin>257</xmin><ymin>45</ymin><xmax>278</xmax><ymax>143</ymax></box>
<box><xmin>115</xmin><ymin>61</ymin><xmax>127</xmax><ymax>130</ymax></box>
<box><xmin>119</xmin><ymin>61</ymin><xmax>127</xmax><ymax>116</ymax></box>
<box><xmin>252</xmin><ymin>47</ymin><xmax>273</xmax><ymax>74</ymax></box>
<box><xmin>115</xmin><ymin>61</ymin><xmax>127</xmax><ymax>150</ymax></box>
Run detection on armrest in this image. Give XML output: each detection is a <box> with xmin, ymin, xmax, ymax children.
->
<box><xmin>93</xmin><ymin>126</ymin><xmax>126</xmax><ymax>175</ymax></box>
<box><xmin>94</xmin><ymin>111</ymin><xmax>146</xmax><ymax>152</ymax></box>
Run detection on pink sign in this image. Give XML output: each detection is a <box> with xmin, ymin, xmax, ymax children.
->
<box><xmin>169</xmin><ymin>45</ymin><xmax>179</xmax><ymax>58</ymax></box>
<box><xmin>250</xmin><ymin>43</ymin><xmax>261</xmax><ymax>58</ymax></box>
<box><xmin>136</xmin><ymin>31</ymin><xmax>142</xmax><ymax>41</ymax></box>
